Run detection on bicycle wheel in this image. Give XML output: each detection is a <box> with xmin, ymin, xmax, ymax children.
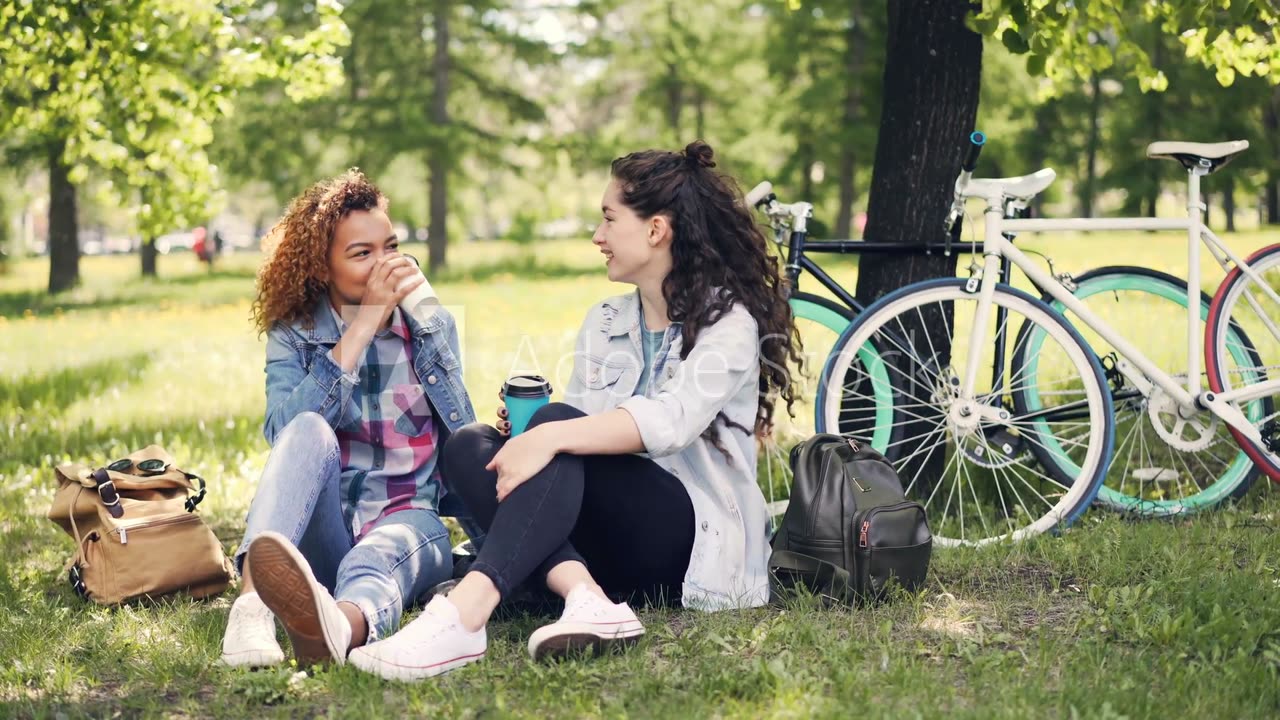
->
<box><xmin>760</xmin><ymin>292</ymin><xmax>898</xmax><ymax>519</ymax></box>
<box><xmin>1013</xmin><ymin>266</ymin><xmax>1261</xmax><ymax>515</ymax></box>
<box><xmin>1205</xmin><ymin>243</ymin><xmax>1280</xmax><ymax>480</ymax></box>
<box><xmin>819</xmin><ymin>279</ymin><xmax>1114</xmax><ymax>546</ymax></box>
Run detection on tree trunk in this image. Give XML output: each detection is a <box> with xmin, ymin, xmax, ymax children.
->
<box><xmin>1028</xmin><ymin>99</ymin><xmax>1055</xmax><ymax>217</ymax></box>
<box><xmin>1223</xmin><ymin>178</ymin><xmax>1236</xmax><ymax>233</ymax></box>
<box><xmin>0</xmin><ymin>191</ymin><xmax>9</xmax><ymax>275</ymax></box>
<box><xmin>853</xmin><ymin>0</ymin><xmax>980</xmax><ymax>494</ymax></box>
<box><xmin>834</xmin><ymin>2</ymin><xmax>865</xmax><ymax>239</ymax></box>
<box><xmin>798</xmin><ymin>138</ymin><xmax>815</xmax><ymax>207</ymax></box>
<box><xmin>141</xmin><ymin>237</ymin><xmax>158</xmax><ymax>276</ymax></box>
<box><xmin>47</xmin><ymin>138</ymin><xmax>80</xmax><ymax>294</ymax></box>
<box><xmin>693</xmin><ymin>85</ymin><xmax>705</xmax><ymax>141</ymax></box>
<box><xmin>427</xmin><ymin>0</ymin><xmax>451</xmax><ymax>271</ymax></box>
<box><xmin>1080</xmin><ymin>72</ymin><xmax>1102</xmax><ymax>218</ymax></box>
<box><xmin>1143</xmin><ymin>35</ymin><xmax>1163</xmax><ymax>218</ymax></box>
<box><xmin>855</xmin><ymin>0</ymin><xmax>980</xmax><ymax>304</ymax></box>
<box><xmin>1266</xmin><ymin>87</ymin><xmax>1279</xmax><ymax>224</ymax></box>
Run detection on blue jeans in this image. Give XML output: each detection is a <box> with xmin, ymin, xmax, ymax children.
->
<box><xmin>234</xmin><ymin>412</ymin><xmax>452</xmax><ymax>641</ymax></box>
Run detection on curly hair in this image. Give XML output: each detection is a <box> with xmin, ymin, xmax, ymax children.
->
<box><xmin>252</xmin><ymin>169</ymin><xmax>387</xmax><ymax>334</ymax></box>
<box><xmin>611</xmin><ymin>141</ymin><xmax>802</xmax><ymax>453</ymax></box>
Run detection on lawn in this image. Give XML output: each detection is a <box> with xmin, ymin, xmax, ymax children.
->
<box><xmin>2</xmin><ymin>233</ymin><xmax>1280</xmax><ymax>718</ymax></box>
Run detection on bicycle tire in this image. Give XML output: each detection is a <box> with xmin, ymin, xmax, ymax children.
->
<box><xmin>1013</xmin><ymin>266</ymin><xmax>1261</xmax><ymax>515</ymax></box>
<box><xmin>1205</xmin><ymin>243</ymin><xmax>1280</xmax><ymax>480</ymax></box>
<box><xmin>819</xmin><ymin>278</ymin><xmax>1115</xmax><ymax>546</ymax></box>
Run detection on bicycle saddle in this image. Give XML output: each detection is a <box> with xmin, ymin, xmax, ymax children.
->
<box><xmin>1146</xmin><ymin>140</ymin><xmax>1249</xmax><ymax>173</ymax></box>
<box><xmin>964</xmin><ymin>168</ymin><xmax>1056</xmax><ymax>202</ymax></box>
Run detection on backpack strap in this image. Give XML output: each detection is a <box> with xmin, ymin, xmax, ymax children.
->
<box><xmin>183</xmin><ymin>472</ymin><xmax>206</xmax><ymax>512</ymax></box>
<box><xmin>90</xmin><ymin>468</ymin><xmax>124</xmax><ymax>518</ymax></box>
<box><xmin>769</xmin><ymin>550</ymin><xmax>856</xmax><ymax>604</ymax></box>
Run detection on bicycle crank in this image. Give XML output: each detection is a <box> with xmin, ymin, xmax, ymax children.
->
<box><xmin>1147</xmin><ymin>387</ymin><xmax>1218</xmax><ymax>452</ymax></box>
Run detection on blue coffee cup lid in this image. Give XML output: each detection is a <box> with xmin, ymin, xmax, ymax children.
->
<box><xmin>503</xmin><ymin>374</ymin><xmax>552</xmax><ymax>399</ymax></box>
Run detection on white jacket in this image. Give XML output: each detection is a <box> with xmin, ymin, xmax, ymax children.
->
<box><xmin>563</xmin><ymin>290</ymin><xmax>771</xmax><ymax>610</ymax></box>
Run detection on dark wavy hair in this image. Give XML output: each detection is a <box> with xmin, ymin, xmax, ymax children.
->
<box><xmin>611</xmin><ymin>140</ymin><xmax>802</xmax><ymax>455</ymax></box>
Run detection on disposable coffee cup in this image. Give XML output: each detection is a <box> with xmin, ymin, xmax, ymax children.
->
<box><xmin>397</xmin><ymin>254</ymin><xmax>440</xmax><ymax>323</ymax></box>
<box><xmin>503</xmin><ymin>375</ymin><xmax>552</xmax><ymax>436</ymax></box>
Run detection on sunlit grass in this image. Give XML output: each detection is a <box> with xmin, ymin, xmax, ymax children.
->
<box><xmin>2</xmin><ymin>233</ymin><xmax>1280</xmax><ymax>717</ymax></box>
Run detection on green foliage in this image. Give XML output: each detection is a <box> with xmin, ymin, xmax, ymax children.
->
<box><xmin>975</xmin><ymin>0</ymin><xmax>1280</xmax><ymax>93</ymax></box>
<box><xmin>0</xmin><ymin>0</ymin><xmax>349</xmax><ymax>239</ymax></box>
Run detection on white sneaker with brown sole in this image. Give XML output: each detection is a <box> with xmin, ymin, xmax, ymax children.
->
<box><xmin>246</xmin><ymin>531</ymin><xmax>351</xmax><ymax>666</ymax></box>
<box><xmin>527</xmin><ymin>584</ymin><xmax>644</xmax><ymax>661</ymax></box>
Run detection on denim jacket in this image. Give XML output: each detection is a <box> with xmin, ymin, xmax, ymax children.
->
<box><xmin>262</xmin><ymin>298</ymin><xmax>483</xmax><ymax>543</ymax></box>
<box><xmin>564</xmin><ymin>290</ymin><xmax>771</xmax><ymax>610</ymax></box>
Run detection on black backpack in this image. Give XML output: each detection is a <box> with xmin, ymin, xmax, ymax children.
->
<box><xmin>769</xmin><ymin>434</ymin><xmax>932</xmax><ymax>604</ymax></box>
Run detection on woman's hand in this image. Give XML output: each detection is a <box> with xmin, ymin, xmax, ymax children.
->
<box><xmin>496</xmin><ymin>390</ymin><xmax>511</xmax><ymax>436</ymax></box>
<box><xmin>355</xmin><ymin>255</ymin><xmax>423</xmax><ymax>330</ymax></box>
<box><xmin>486</xmin><ymin>425</ymin><xmax>558</xmax><ymax>501</ymax></box>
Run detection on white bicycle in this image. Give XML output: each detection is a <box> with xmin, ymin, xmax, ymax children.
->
<box><xmin>820</xmin><ymin>137</ymin><xmax>1279</xmax><ymax>545</ymax></box>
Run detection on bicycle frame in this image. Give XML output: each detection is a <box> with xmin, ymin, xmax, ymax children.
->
<box><xmin>964</xmin><ymin>167</ymin><xmax>1280</xmax><ymax>442</ymax></box>
<box><xmin>779</xmin><ymin>232</ymin><xmax>992</xmax><ymax>312</ymax></box>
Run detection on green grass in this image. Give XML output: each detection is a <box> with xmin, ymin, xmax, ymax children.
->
<box><xmin>3</xmin><ymin>234</ymin><xmax>1280</xmax><ymax>718</ymax></box>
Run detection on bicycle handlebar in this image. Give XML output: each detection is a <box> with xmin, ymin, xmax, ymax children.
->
<box><xmin>961</xmin><ymin>131</ymin><xmax>986</xmax><ymax>172</ymax></box>
<box><xmin>945</xmin><ymin>130</ymin><xmax>987</xmax><ymax>244</ymax></box>
<box><xmin>744</xmin><ymin>181</ymin><xmax>774</xmax><ymax>209</ymax></box>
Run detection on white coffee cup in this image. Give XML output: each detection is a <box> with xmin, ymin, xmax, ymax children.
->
<box><xmin>397</xmin><ymin>255</ymin><xmax>440</xmax><ymax>323</ymax></box>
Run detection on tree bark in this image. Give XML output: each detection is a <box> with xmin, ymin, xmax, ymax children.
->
<box><xmin>834</xmin><ymin>2</ymin><xmax>865</xmax><ymax>239</ymax></box>
<box><xmin>852</xmin><ymin>0</ymin><xmax>981</xmax><ymax>493</ymax></box>
<box><xmin>47</xmin><ymin>138</ymin><xmax>80</xmax><ymax>294</ymax></box>
<box><xmin>855</xmin><ymin>0</ymin><xmax>981</xmax><ymax>305</ymax></box>
<box><xmin>427</xmin><ymin>0</ymin><xmax>451</xmax><ymax>271</ymax></box>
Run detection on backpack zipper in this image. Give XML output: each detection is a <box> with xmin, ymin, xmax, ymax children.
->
<box><xmin>858</xmin><ymin>502</ymin><xmax>926</xmax><ymax>550</ymax></box>
<box><xmin>112</xmin><ymin>514</ymin><xmax>200</xmax><ymax>545</ymax></box>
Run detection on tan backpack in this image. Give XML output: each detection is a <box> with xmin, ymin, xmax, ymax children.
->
<box><xmin>47</xmin><ymin>445</ymin><xmax>235</xmax><ymax>605</ymax></box>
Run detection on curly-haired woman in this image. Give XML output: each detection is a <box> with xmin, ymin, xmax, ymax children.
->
<box><xmin>350</xmin><ymin>141</ymin><xmax>801</xmax><ymax>681</ymax></box>
<box><xmin>219</xmin><ymin>170</ymin><xmax>481</xmax><ymax>668</ymax></box>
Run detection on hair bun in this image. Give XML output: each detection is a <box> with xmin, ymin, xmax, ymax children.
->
<box><xmin>683</xmin><ymin>140</ymin><xmax>716</xmax><ymax>169</ymax></box>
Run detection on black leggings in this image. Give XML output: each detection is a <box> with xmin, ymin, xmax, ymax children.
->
<box><xmin>440</xmin><ymin>403</ymin><xmax>695</xmax><ymax>606</ymax></box>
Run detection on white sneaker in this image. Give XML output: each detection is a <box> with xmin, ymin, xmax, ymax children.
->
<box><xmin>219</xmin><ymin>592</ymin><xmax>285</xmax><ymax>668</ymax></box>
<box><xmin>527</xmin><ymin>584</ymin><xmax>645</xmax><ymax>661</ymax></box>
<box><xmin>246</xmin><ymin>531</ymin><xmax>351</xmax><ymax>666</ymax></box>
<box><xmin>349</xmin><ymin>595</ymin><xmax>486</xmax><ymax>682</ymax></box>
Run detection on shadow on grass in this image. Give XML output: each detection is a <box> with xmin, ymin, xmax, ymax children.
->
<box><xmin>0</xmin><ymin>261</ymin><xmax>595</xmax><ymax>319</ymax></box>
<box><xmin>0</xmin><ymin>269</ymin><xmax>259</xmax><ymax>319</ymax></box>
<box><xmin>0</xmin><ymin>353</ymin><xmax>152</xmax><ymax>413</ymax></box>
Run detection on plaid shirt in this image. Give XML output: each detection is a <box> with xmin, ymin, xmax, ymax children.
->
<box><xmin>329</xmin><ymin>305</ymin><xmax>442</xmax><ymax>539</ymax></box>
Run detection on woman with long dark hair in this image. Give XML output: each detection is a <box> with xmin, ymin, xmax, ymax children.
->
<box><xmin>350</xmin><ymin>141</ymin><xmax>801</xmax><ymax>681</ymax></box>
